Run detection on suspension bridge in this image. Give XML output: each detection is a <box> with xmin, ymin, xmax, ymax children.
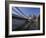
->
<box><xmin>12</xmin><ymin>7</ymin><xmax>40</xmax><ymax>31</ymax></box>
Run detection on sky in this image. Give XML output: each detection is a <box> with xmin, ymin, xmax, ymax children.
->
<box><xmin>12</xmin><ymin>7</ymin><xmax>40</xmax><ymax>16</ymax></box>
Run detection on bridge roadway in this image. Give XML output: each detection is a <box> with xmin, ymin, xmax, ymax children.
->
<box><xmin>12</xmin><ymin>17</ymin><xmax>40</xmax><ymax>31</ymax></box>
